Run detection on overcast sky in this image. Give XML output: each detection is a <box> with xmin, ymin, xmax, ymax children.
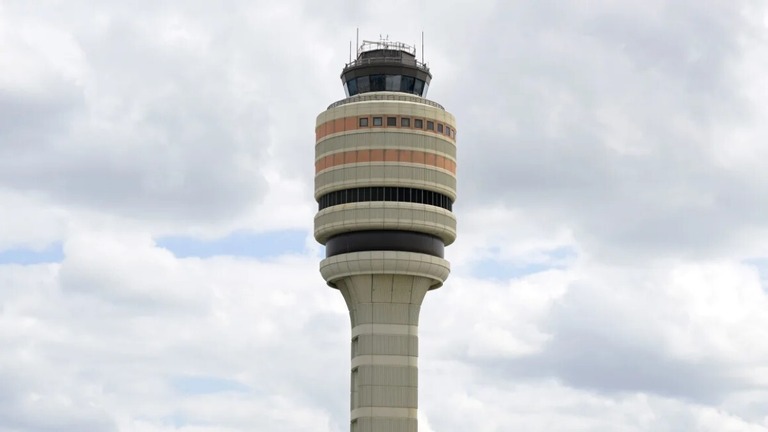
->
<box><xmin>2</xmin><ymin>0</ymin><xmax>768</xmax><ymax>431</ymax></box>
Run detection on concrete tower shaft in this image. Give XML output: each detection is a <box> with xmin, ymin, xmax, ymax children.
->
<box><xmin>315</xmin><ymin>39</ymin><xmax>456</xmax><ymax>432</ymax></box>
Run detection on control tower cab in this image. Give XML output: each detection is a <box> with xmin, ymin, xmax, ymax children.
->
<box><xmin>341</xmin><ymin>40</ymin><xmax>432</xmax><ymax>98</ymax></box>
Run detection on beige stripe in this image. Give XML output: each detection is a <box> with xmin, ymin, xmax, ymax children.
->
<box><xmin>351</xmin><ymin>355</ymin><xmax>418</xmax><ymax>368</ymax></box>
<box><xmin>314</xmin><ymin>165</ymin><xmax>456</xmax><ymax>199</ymax></box>
<box><xmin>351</xmin><ymin>407</ymin><xmax>418</xmax><ymax>420</ymax></box>
<box><xmin>315</xmin><ymin>149</ymin><xmax>456</xmax><ymax>174</ymax></box>
<box><xmin>316</xmin><ymin>132</ymin><xmax>456</xmax><ymax>159</ymax></box>
<box><xmin>351</xmin><ymin>324</ymin><xmax>419</xmax><ymax>338</ymax></box>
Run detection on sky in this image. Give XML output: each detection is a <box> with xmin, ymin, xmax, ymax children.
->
<box><xmin>1</xmin><ymin>0</ymin><xmax>768</xmax><ymax>431</ymax></box>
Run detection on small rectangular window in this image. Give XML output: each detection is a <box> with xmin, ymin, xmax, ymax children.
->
<box><xmin>446</xmin><ymin>126</ymin><xmax>452</xmax><ymax>136</ymax></box>
<box><xmin>387</xmin><ymin>117</ymin><xmax>397</xmax><ymax>126</ymax></box>
<box><xmin>359</xmin><ymin>117</ymin><xmax>368</xmax><ymax>127</ymax></box>
<box><xmin>373</xmin><ymin>117</ymin><xmax>383</xmax><ymax>126</ymax></box>
<box><xmin>401</xmin><ymin>117</ymin><xmax>410</xmax><ymax>127</ymax></box>
<box><xmin>414</xmin><ymin>119</ymin><xmax>423</xmax><ymax>129</ymax></box>
<box><xmin>437</xmin><ymin>124</ymin><xmax>444</xmax><ymax>133</ymax></box>
<box><xmin>427</xmin><ymin>121</ymin><xmax>434</xmax><ymax>130</ymax></box>
<box><xmin>351</xmin><ymin>367</ymin><xmax>359</xmax><ymax>409</ymax></box>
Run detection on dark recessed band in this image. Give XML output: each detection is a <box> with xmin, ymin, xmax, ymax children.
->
<box><xmin>318</xmin><ymin>186</ymin><xmax>453</xmax><ymax>211</ymax></box>
<box><xmin>325</xmin><ymin>230</ymin><xmax>445</xmax><ymax>258</ymax></box>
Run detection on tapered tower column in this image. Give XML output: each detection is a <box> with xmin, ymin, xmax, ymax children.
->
<box><xmin>315</xmin><ymin>38</ymin><xmax>457</xmax><ymax>432</ymax></box>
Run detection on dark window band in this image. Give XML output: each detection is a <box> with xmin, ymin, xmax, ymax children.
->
<box><xmin>318</xmin><ymin>186</ymin><xmax>453</xmax><ymax>211</ymax></box>
<box><xmin>346</xmin><ymin>74</ymin><xmax>427</xmax><ymax>97</ymax></box>
<box><xmin>325</xmin><ymin>230</ymin><xmax>444</xmax><ymax>258</ymax></box>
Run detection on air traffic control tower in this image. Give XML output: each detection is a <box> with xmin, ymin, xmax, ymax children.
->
<box><xmin>314</xmin><ymin>38</ymin><xmax>457</xmax><ymax>432</ymax></box>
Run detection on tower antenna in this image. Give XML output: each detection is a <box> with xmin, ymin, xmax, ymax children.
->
<box><xmin>422</xmin><ymin>31</ymin><xmax>425</xmax><ymax>64</ymax></box>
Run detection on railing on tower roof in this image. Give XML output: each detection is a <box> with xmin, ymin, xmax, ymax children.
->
<box><xmin>344</xmin><ymin>39</ymin><xmax>429</xmax><ymax>72</ymax></box>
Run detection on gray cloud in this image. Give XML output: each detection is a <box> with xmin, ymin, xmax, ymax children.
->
<box><xmin>441</xmin><ymin>0</ymin><xmax>768</xmax><ymax>259</ymax></box>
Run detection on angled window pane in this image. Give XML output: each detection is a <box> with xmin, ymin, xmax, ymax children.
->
<box><xmin>347</xmin><ymin>79</ymin><xmax>358</xmax><ymax>96</ymax></box>
<box><xmin>414</xmin><ymin>79</ymin><xmax>425</xmax><ymax>96</ymax></box>
<box><xmin>400</xmin><ymin>76</ymin><xmax>415</xmax><ymax>93</ymax></box>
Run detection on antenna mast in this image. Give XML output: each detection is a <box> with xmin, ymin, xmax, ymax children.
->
<box><xmin>422</xmin><ymin>31</ymin><xmax>425</xmax><ymax>64</ymax></box>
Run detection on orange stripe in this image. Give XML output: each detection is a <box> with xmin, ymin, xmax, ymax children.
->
<box><xmin>315</xmin><ymin>115</ymin><xmax>456</xmax><ymax>142</ymax></box>
<box><xmin>315</xmin><ymin>149</ymin><xmax>456</xmax><ymax>174</ymax></box>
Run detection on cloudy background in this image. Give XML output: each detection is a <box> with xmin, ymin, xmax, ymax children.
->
<box><xmin>1</xmin><ymin>0</ymin><xmax>768</xmax><ymax>430</ymax></box>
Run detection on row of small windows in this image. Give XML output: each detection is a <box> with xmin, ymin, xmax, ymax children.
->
<box><xmin>358</xmin><ymin>116</ymin><xmax>454</xmax><ymax>138</ymax></box>
<box><xmin>344</xmin><ymin>74</ymin><xmax>429</xmax><ymax>97</ymax></box>
<box><xmin>318</xmin><ymin>186</ymin><xmax>453</xmax><ymax>211</ymax></box>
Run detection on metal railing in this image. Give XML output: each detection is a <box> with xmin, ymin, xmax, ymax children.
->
<box><xmin>344</xmin><ymin>39</ymin><xmax>430</xmax><ymax>71</ymax></box>
<box><xmin>359</xmin><ymin>39</ymin><xmax>416</xmax><ymax>56</ymax></box>
<box><xmin>344</xmin><ymin>55</ymin><xmax>429</xmax><ymax>72</ymax></box>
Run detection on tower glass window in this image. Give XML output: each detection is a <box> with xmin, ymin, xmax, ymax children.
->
<box><xmin>437</xmin><ymin>124</ymin><xmax>444</xmax><ymax>133</ymax></box>
<box><xmin>387</xmin><ymin>117</ymin><xmax>397</xmax><ymax>126</ymax></box>
<box><xmin>370</xmin><ymin>74</ymin><xmax>386</xmax><ymax>91</ymax></box>
<box><xmin>386</xmin><ymin>75</ymin><xmax>402</xmax><ymax>91</ymax></box>
<box><xmin>414</xmin><ymin>119</ymin><xmax>423</xmax><ymax>129</ymax></box>
<box><xmin>359</xmin><ymin>117</ymin><xmax>368</xmax><ymax>127</ymax></box>
<box><xmin>401</xmin><ymin>117</ymin><xmax>410</xmax><ymax>127</ymax></box>
<box><xmin>347</xmin><ymin>79</ymin><xmax>358</xmax><ymax>96</ymax></box>
<box><xmin>414</xmin><ymin>79</ymin><xmax>425</xmax><ymax>95</ymax></box>
<box><xmin>373</xmin><ymin>117</ymin><xmax>383</xmax><ymax>126</ymax></box>
<box><xmin>400</xmin><ymin>76</ymin><xmax>415</xmax><ymax>93</ymax></box>
<box><xmin>427</xmin><ymin>121</ymin><xmax>434</xmax><ymax>130</ymax></box>
<box><xmin>356</xmin><ymin>76</ymin><xmax>370</xmax><ymax>93</ymax></box>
